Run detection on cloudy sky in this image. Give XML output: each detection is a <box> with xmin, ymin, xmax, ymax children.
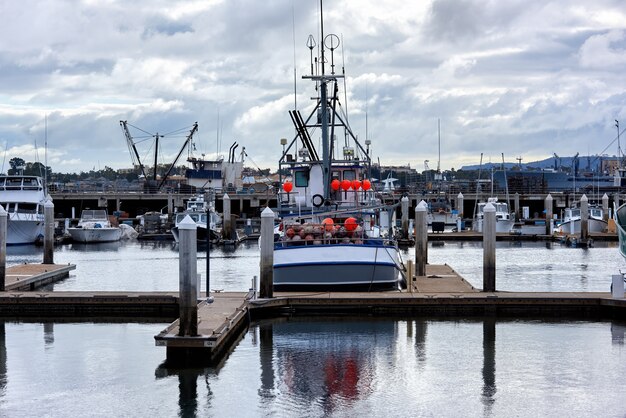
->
<box><xmin>1</xmin><ymin>0</ymin><xmax>625</xmax><ymax>174</ymax></box>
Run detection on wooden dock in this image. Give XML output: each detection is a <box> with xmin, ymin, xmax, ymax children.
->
<box><xmin>5</xmin><ymin>263</ymin><xmax>76</xmax><ymax>291</ymax></box>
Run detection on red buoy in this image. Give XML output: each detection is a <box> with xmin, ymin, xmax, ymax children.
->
<box><xmin>283</xmin><ymin>181</ymin><xmax>293</xmax><ymax>193</ymax></box>
<box><xmin>331</xmin><ymin>179</ymin><xmax>340</xmax><ymax>191</ymax></box>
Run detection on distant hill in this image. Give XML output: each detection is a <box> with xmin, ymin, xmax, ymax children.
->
<box><xmin>459</xmin><ymin>155</ymin><xmax>615</xmax><ymax>172</ymax></box>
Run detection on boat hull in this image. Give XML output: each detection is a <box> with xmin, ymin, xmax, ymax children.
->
<box><xmin>474</xmin><ymin>218</ymin><xmax>515</xmax><ymax>233</ymax></box>
<box><xmin>67</xmin><ymin>227</ymin><xmax>122</xmax><ymax>243</ymax></box>
<box><xmin>556</xmin><ymin>219</ymin><xmax>607</xmax><ymax>234</ymax></box>
<box><xmin>7</xmin><ymin>218</ymin><xmax>44</xmax><ymax>245</ymax></box>
<box><xmin>273</xmin><ymin>243</ymin><xmax>401</xmax><ymax>291</ymax></box>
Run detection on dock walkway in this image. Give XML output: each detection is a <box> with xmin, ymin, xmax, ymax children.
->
<box><xmin>5</xmin><ymin>263</ymin><xmax>76</xmax><ymax>291</ymax></box>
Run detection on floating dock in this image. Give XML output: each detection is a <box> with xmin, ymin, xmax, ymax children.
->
<box><xmin>5</xmin><ymin>263</ymin><xmax>76</xmax><ymax>291</ymax></box>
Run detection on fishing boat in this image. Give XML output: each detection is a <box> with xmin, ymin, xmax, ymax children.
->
<box><xmin>0</xmin><ymin>175</ymin><xmax>45</xmax><ymax>245</ymax></box>
<box><xmin>555</xmin><ymin>205</ymin><xmax>607</xmax><ymax>234</ymax></box>
<box><xmin>67</xmin><ymin>209</ymin><xmax>122</xmax><ymax>243</ymax></box>
<box><xmin>171</xmin><ymin>194</ymin><xmax>221</xmax><ymax>245</ymax></box>
<box><xmin>272</xmin><ymin>4</ymin><xmax>405</xmax><ymax>292</ymax></box>
<box><xmin>473</xmin><ymin>197</ymin><xmax>515</xmax><ymax>233</ymax></box>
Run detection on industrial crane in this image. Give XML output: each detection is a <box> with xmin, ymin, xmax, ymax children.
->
<box><xmin>120</xmin><ymin>121</ymin><xmax>199</xmax><ymax>192</ymax></box>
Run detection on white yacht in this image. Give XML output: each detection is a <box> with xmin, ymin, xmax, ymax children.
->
<box><xmin>0</xmin><ymin>175</ymin><xmax>46</xmax><ymax>245</ymax></box>
<box><xmin>171</xmin><ymin>194</ymin><xmax>221</xmax><ymax>244</ymax></box>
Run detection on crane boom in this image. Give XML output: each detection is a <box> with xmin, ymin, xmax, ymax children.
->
<box><xmin>157</xmin><ymin>122</ymin><xmax>199</xmax><ymax>190</ymax></box>
<box><xmin>120</xmin><ymin>120</ymin><xmax>148</xmax><ymax>179</ymax></box>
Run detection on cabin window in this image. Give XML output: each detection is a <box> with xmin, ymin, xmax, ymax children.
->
<box><xmin>17</xmin><ymin>203</ymin><xmax>38</xmax><ymax>214</ymax></box>
<box><xmin>6</xmin><ymin>178</ymin><xmax>22</xmax><ymax>190</ymax></box>
<box><xmin>343</xmin><ymin>170</ymin><xmax>356</xmax><ymax>181</ymax></box>
<box><xmin>331</xmin><ymin>171</ymin><xmax>340</xmax><ymax>181</ymax></box>
<box><xmin>294</xmin><ymin>170</ymin><xmax>309</xmax><ymax>187</ymax></box>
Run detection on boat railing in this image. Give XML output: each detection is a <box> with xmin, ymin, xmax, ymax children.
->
<box><xmin>276</xmin><ymin>220</ymin><xmax>394</xmax><ymax>248</ymax></box>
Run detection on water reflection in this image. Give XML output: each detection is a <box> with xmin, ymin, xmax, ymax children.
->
<box><xmin>482</xmin><ymin>317</ymin><xmax>496</xmax><ymax>414</ymax></box>
<box><xmin>69</xmin><ymin>242</ymin><xmax>121</xmax><ymax>252</ymax></box>
<box><xmin>264</xmin><ymin>318</ymin><xmax>390</xmax><ymax>414</ymax></box>
<box><xmin>611</xmin><ymin>321</ymin><xmax>626</xmax><ymax>345</ymax></box>
<box><xmin>0</xmin><ymin>323</ymin><xmax>6</xmax><ymax>399</ymax></box>
<box><xmin>44</xmin><ymin>323</ymin><xmax>55</xmax><ymax>346</ymax></box>
<box><xmin>414</xmin><ymin>320</ymin><xmax>428</xmax><ymax>365</ymax></box>
<box><xmin>155</xmin><ymin>364</ymin><xmax>216</xmax><ymax>417</ymax></box>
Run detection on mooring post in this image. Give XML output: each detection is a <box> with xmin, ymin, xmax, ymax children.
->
<box><xmin>514</xmin><ymin>192</ymin><xmax>520</xmax><ymax>222</ymax></box>
<box><xmin>544</xmin><ymin>194</ymin><xmax>553</xmax><ymax>235</ymax></box>
<box><xmin>401</xmin><ymin>195</ymin><xmax>409</xmax><ymax>238</ymax></box>
<box><xmin>415</xmin><ymin>200</ymin><xmax>428</xmax><ymax>277</ymax></box>
<box><xmin>222</xmin><ymin>193</ymin><xmax>231</xmax><ymax>241</ymax></box>
<box><xmin>0</xmin><ymin>206</ymin><xmax>6</xmax><ymax>291</ymax></box>
<box><xmin>43</xmin><ymin>198</ymin><xmax>54</xmax><ymax>265</ymax></box>
<box><xmin>602</xmin><ymin>193</ymin><xmax>609</xmax><ymax>222</ymax></box>
<box><xmin>580</xmin><ymin>194</ymin><xmax>589</xmax><ymax>240</ymax></box>
<box><xmin>178</xmin><ymin>215</ymin><xmax>198</xmax><ymax>336</ymax></box>
<box><xmin>259</xmin><ymin>207</ymin><xmax>274</xmax><ymax>298</ymax></box>
<box><xmin>482</xmin><ymin>202</ymin><xmax>496</xmax><ymax>292</ymax></box>
<box><xmin>457</xmin><ymin>192</ymin><xmax>464</xmax><ymax>230</ymax></box>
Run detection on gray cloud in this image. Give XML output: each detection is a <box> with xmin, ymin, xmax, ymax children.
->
<box><xmin>0</xmin><ymin>0</ymin><xmax>625</xmax><ymax>174</ymax></box>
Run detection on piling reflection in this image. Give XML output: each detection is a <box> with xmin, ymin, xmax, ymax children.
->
<box><xmin>155</xmin><ymin>364</ymin><xmax>216</xmax><ymax>418</ymax></box>
<box><xmin>43</xmin><ymin>322</ymin><xmax>54</xmax><ymax>346</ymax></box>
<box><xmin>0</xmin><ymin>323</ymin><xmax>6</xmax><ymax>399</ymax></box>
<box><xmin>414</xmin><ymin>320</ymin><xmax>428</xmax><ymax>366</ymax></box>
<box><xmin>482</xmin><ymin>317</ymin><xmax>496</xmax><ymax>414</ymax></box>
<box><xmin>258</xmin><ymin>323</ymin><xmax>275</xmax><ymax>400</ymax></box>
<box><xmin>611</xmin><ymin>321</ymin><xmax>626</xmax><ymax>345</ymax></box>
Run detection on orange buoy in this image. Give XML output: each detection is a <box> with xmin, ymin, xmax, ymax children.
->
<box><xmin>351</xmin><ymin>180</ymin><xmax>361</xmax><ymax>190</ymax></box>
<box><xmin>331</xmin><ymin>179</ymin><xmax>340</xmax><ymax>191</ymax></box>
<box><xmin>341</xmin><ymin>180</ymin><xmax>351</xmax><ymax>191</ymax></box>
<box><xmin>321</xmin><ymin>217</ymin><xmax>334</xmax><ymax>232</ymax></box>
<box><xmin>283</xmin><ymin>181</ymin><xmax>293</xmax><ymax>193</ymax></box>
<box><xmin>362</xmin><ymin>179</ymin><xmax>371</xmax><ymax>190</ymax></box>
<box><xmin>345</xmin><ymin>217</ymin><xmax>357</xmax><ymax>232</ymax></box>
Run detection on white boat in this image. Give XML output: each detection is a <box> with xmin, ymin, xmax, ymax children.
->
<box><xmin>272</xmin><ymin>9</ymin><xmax>404</xmax><ymax>292</ymax></box>
<box><xmin>67</xmin><ymin>210</ymin><xmax>122</xmax><ymax>243</ymax></box>
<box><xmin>473</xmin><ymin>197</ymin><xmax>515</xmax><ymax>233</ymax></box>
<box><xmin>556</xmin><ymin>206</ymin><xmax>607</xmax><ymax>234</ymax></box>
<box><xmin>171</xmin><ymin>194</ymin><xmax>221</xmax><ymax>244</ymax></box>
<box><xmin>0</xmin><ymin>175</ymin><xmax>46</xmax><ymax>245</ymax></box>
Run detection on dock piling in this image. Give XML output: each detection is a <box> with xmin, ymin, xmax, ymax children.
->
<box><xmin>401</xmin><ymin>195</ymin><xmax>409</xmax><ymax>238</ymax></box>
<box><xmin>178</xmin><ymin>215</ymin><xmax>198</xmax><ymax>336</ymax></box>
<box><xmin>482</xmin><ymin>202</ymin><xmax>496</xmax><ymax>292</ymax></box>
<box><xmin>223</xmin><ymin>193</ymin><xmax>232</xmax><ymax>240</ymax></box>
<box><xmin>514</xmin><ymin>192</ymin><xmax>520</xmax><ymax>221</ymax></box>
<box><xmin>259</xmin><ymin>207</ymin><xmax>274</xmax><ymax>298</ymax></box>
<box><xmin>602</xmin><ymin>193</ymin><xmax>609</xmax><ymax>222</ymax></box>
<box><xmin>545</xmin><ymin>194</ymin><xmax>553</xmax><ymax>235</ymax></box>
<box><xmin>581</xmin><ymin>194</ymin><xmax>589</xmax><ymax>240</ymax></box>
<box><xmin>43</xmin><ymin>198</ymin><xmax>54</xmax><ymax>265</ymax></box>
<box><xmin>0</xmin><ymin>206</ymin><xmax>6</xmax><ymax>291</ymax></box>
<box><xmin>415</xmin><ymin>200</ymin><xmax>428</xmax><ymax>276</ymax></box>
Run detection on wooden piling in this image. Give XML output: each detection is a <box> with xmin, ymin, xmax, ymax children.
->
<box><xmin>401</xmin><ymin>195</ymin><xmax>409</xmax><ymax>238</ymax></box>
<box><xmin>545</xmin><ymin>194</ymin><xmax>553</xmax><ymax>235</ymax></box>
<box><xmin>514</xmin><ymin>192</ymin><xmax>520</xmax><ymax>221</ymax></box>
<box><xmin>602</xmin><ymin>193</ymin><xmax>609</xmax><ymax>222</ymax></box>
<box><xmin>0</xmin><ymin>206</ymin><xmax>6</xmax><ymax>291</ymax></box>
<box><xmin>259</xmin><ymin>207</ymin><xmax>274</xmax><ymax>299</ymax></box>
<box><xmin>222</xmin><ymin>193</ymin><xmax>231</xmax><ymax>240</ymax></box>
<box><xmin>415</xmin><ymin>200</ymin><xmax>427</xmax><ymax>277</ymax></box>
<box><xmin>457</xmin><ymin>192</ymin><xmax>464</xmax><ymax>218</ymax></box>
<box><xmin>178</xmin><ymin>215</ymin><xmax>198</xmax><ymax>336</ymax></box>
<box><xmin>580</xmin><ymin>194</ymin><xmax>589</xmax><ymax>240</ymax></box>
<box><xmin>43</xmin><ymin>198</ymin><xmax>54</xmax><ymax>265</ymax></box>
<box><xmin>482</xmin><ymin>202</ymin><xmax>496</xmax><ymax>292</ymax></box>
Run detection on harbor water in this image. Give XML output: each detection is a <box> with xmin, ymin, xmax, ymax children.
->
<box><xmin>1</xmin><ymin>241</ymin><xmax>625</xmax><ymax>417</ymax></box>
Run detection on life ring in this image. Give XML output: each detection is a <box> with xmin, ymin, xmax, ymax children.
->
<box><xmin>312</xmin><ymin>194</ymin><xmax>324</xmax><ymax>208</ymax></box>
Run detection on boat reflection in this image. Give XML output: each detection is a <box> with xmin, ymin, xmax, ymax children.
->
<box><xmin>69</xmin><ymin>241</ymin><xmax>121</xmax><ymax>252</ymax></box>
